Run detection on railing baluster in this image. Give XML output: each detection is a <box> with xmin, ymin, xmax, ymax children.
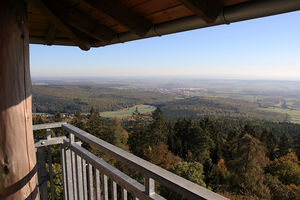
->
<box><xmin>37</xmin><ymin>147</ymin><xmax>48</xmax><ymax>200</ymax></box>
<box><xmin>102</xmin><ymin>174</ymin><xmax>108</xmax><ymax>200</ymax></box>
<box><xmin>111</xmin><ymin>180</ymin><xmax>117</xmax><ymax>200</ymax></box>
<box><xmin>34</xmin><ymin>123</ymin><xmax>229</xmax><ymax>200</ymax></box>
<box><xmin>61</xmin><ymin>145</ymin><xmax>68</xmax><ymax>200</ymax></box>
<box><xmin>70</xmin><ymin>133</ymin><xmax>78</xmax><ymax>200</ymax></box>
<box><xmin>82</xmin><ymin>159</ymin><xmax>88</xmax><ymax>200</ymax></box>
<box><xmin>121</xmin><ymin>188</ymin><xmax>127</xmax><ymax>200</ymax></box>
<box><xmin>145</xmin><ymin>176</ymin><xmax>155</xmax><ymax>196</ymax></box>
<box><xmin>46</xmin><ymin>129</ymin><xmax>55</xmax><ymax>200</ymax></box>
<box><xmin>88</xmin><ymin>163</ymin><xmax>94</xmax><ymax>200</ymax></box>
<box><xmin>65</xmin><ymin>144</ymin><xmax>74</xmax><ymax>200</ymax></box>
<box><xmin>96</xmin><ymin>169</ymin><xmax>101</xmax><ymax>200</ymax></box>
<box><xmin>76</xmin><ymin>154</ymin><xmax>84</xmax><ymax>200</ymax></box>
<box><xmin>133</xmin><ymin>195</ymin><xmax>139</xmax><ymax>200</ymax></box>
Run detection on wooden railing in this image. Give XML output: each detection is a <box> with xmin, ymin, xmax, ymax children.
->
<box><xmin>34</xmin><ymin>122</ymin><xmax>228</xmax><ymax>200</ymax></box>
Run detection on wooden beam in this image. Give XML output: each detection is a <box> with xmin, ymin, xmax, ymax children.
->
<box><xmin>68</xmin><ymin>8</ymin><xmax>115</xmax><ymax>43</ymax></box>
<box><xmin>83</xmin><ymin>0</ymin><xmax>152</xmax><ymax>37</ymax></box>
<box><xmin>35</xmin><ymin>0</ymin><xmax>91</xmax><ymax>50</ymax></box>
<box><xmin>45</xmin><ymin>23</ymin><xmax>57</xmax><ymax>45</ymax></box>
<box><xmin>0</xmin><ymin>1</ymin><xmax>37</xmax><ymax>199</ymax></box>
<box><xmin>178</xmin><ymin>0</ymin><xmax>223</xmax><ymax>23</ymax></box>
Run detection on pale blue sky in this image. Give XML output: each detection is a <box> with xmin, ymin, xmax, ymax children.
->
<box><xmin>30</xmin><ymin>11</ymin><xmax>300</xmax><ymax>80</ymax></box>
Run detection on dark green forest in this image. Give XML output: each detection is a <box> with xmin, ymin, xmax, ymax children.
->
<box><xmin>33</xmin><ymin>108</ymin><xmax>300</xmax><ymax>200</ymax></box>
<box><xmin>32</xmin><ymin>85</ymin><xmax>287</xmax><ymax>122</ymax></box>
<box><xmin>32</xmin><ymin>85</ymin><xmax>174</xmax><ymax>113</ymax></box>
<box><xmin>157</xmin><ymin>96</ymin><xmax>287</xmax><ymax>121</ymax></box>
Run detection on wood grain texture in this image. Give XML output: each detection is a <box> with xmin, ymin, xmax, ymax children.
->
<box><xmin>83</xmin><ymin>0</ymin><xmax>152</xmax><ymax>37</ymax></box>
<box><xmin>36</xmin><ymin>0</ymin><xmax>91</xmax><ymax>50</ymax></box>
<box><xmin>177</xmin><ymin>0</ymin><xmax>223</xmax><ymax>23</ymax></box>
<box><xmin>0</xmin><ymin>1</ymin><xmax>37</xmax><ymax>199</ymax></box>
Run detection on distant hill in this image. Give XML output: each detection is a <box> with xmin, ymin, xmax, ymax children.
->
<box><xmin>33</xmin><ymin>85</ymin><xmax>287</xmax><ymax>122</ymax></box>
<box><xmin>32</xmin><ymin>85</ymin><xmax>175</xmax><ymax>114</ymax></box>
<box><xmin>158</xmin><ymin>96</ymin><xmax>287</xmax><ymax>122</ymax></box>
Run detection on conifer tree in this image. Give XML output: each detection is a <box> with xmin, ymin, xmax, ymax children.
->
<box><xmin>278</xmin><ymin>133</ymin><xmax>290</xmax><ymax>157</ymax></box>
<box><xmin>86</xmin><ymin>107</ymin><xmax>102</xmax><ymax>138</ymax></box>
<box><xmin>147</xmin><ymin>107</ymin><xmax>169</xmax><ymax>146</ymax></box>
<box><xmin>260</xmin><ymin>129</ymin><xmax>277</xmax><ymax>160</ymax></box>
<box><xmin>71</xmin><ymin>111</ymin><xmax>85</xmax><ymax>130</ymax></box>
<box><xmin>128</xmin><ymin>108</ymin><xmax>147</xmax><ymax>157</ymax></box>
<box><xmin>294</xmin><ymin>134</ymin><xmax>300</xmax><ymax>159</ymax></box>
<box><xmin>55</xmin><ymin>112</ymin><xmax>62</xmax><ymax>122</ymax></box>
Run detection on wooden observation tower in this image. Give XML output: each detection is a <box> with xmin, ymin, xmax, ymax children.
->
<box><xmin>1</xmin><ymin>0</ymin><xmax>300</xmax><ymax>199</ymax></box>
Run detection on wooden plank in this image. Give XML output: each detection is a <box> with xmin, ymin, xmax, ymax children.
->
<box><xmin>88</xmin><ymin>164</ymin><xmax>94</xmax><ymax>200</ymax></box>
<box><xmin>111</xmin><ymin>180</ymin><xmax>117</xmax><ymax>200</ymax></box>
<box><xmin>45</xmin><ymin>23</ymin><xmax>57</xmax><ymax>45</ymax></box>
<box><xmin>145</xmin><ymin>4</ymin><xmax>193</xmax><ymax>24</ymax></box>
<box><xmin>35</xmin><ymin>0</ymin><xmax>91</xmax><ymax>50</ymax></box>
<box><xmin>33</xmin><ymin>122</ymin><xmax>67</xmax><ymax>131</ymax></box>
<box><xmin>60</xmin><ymin>145</ymin><xmax>68</xmax><ymax>200</ymax></box>
<box><xmin>0</xmin><ymin>1</ymin><xmax>37</xmax><ymax>199</ymax></box>
<box><xmin>83</xmin><ymin>0</ymin><xmax>152</xmax><ymax>36</ymax></box>
<box><xmin>65</xmin><ymin>145</ymin><xmax>74</xmax><ymax>200</ymax></box>
<box><xmin>95</xmin><ymin>169</ymin><xmax>101</xmax><ymax>200</ymax></box>
<box><xmin>37</xmin><ymin>148</ymin><xmax>48</xmax><ymax>200</ymax></box>
<box><xmin>130</xmin><ymin>0</ymin><xmax>181</xmax><ymax>17</ymax></box>
<box><xmin>67</xmin><ymin>8</ymin><xmax>115</xmax><ymax>43</ymax></box>
<box><xmin>82</xmin><ymin>159</ymin><xmax>88</xmax><ymax>200</ymax></box>
<box><xmin>177</xmin><ymin>0</ymin><xmax>223</xmax><ymax>23</ymax></box>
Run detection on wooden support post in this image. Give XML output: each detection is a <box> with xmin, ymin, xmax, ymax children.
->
<box><xmin>0</xmin><ymin>1</ymin><xmax>37</xmax><ymax>199</ymax></box>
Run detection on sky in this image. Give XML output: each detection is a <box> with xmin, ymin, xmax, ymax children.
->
<box><xmin>30</xmin><ymin>10</ymin><xmax>300</xmax><ymax>80</ymax></box>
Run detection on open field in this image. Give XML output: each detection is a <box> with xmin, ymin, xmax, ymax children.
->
<box><xmin>100</xmin><ymin>104</ymin><xmax>156</xmax><ymax>118</ymax></box>
<box><xmin>259</xmin><ymin>106</ymin><xmax>300</xmax><ymax>124</ymax></box>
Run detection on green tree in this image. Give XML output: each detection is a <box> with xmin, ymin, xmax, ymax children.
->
<box><xmin>260</xmin><ymin>129</ymin><xmax>277</xmax><ymax>160</ymax></box>
<box><xmin>71</xmin><ymin>111</ymin><xmax>85</xmax><ymax>130</ymax></box>
<box><xmin>86</xmin><ymin>107</ymin><xmax>102</xmax><ymax>138</ymax></box>
<box><xmin>54</xmin><ymin>112</ymin><xmax>62</xmax><ymax>122</ymax></box>
<box><xmin>278</xmin><ymin>133</ymin><xmax>290</xmax><ymax>157</ymax></box>
<box><xmin>159</xmin><ymin>161</ymin><xmax>206</xmax><ymax>200</ymax></box>
<box><xmin>147</xmin><ymin>107</ymin><xmax>169</xmax><ymax>146</ymax></box>
<box><xmin>200</xmin><ymin>117</ymin><xmax>223</xmax><ymax>164</ymax></box>
<box><xmin>294</xmin><ymin>134</ymin><xmax>300</xmax><ymax>160</ymax></box>
<box><xmin>128</xmin><ymin>108</ymin><xmax>147</xmax><ymax>157</ymax></box>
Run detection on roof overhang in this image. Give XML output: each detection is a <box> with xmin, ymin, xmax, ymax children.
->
<box><xmin>28</xmin><ymin>0</ymin><xmax>300</xmax><ymax>50</ymax></box>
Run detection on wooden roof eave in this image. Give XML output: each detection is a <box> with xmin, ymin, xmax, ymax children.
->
<box><xmin>29</xmin><ymin>0</ymin><xmax>300</xmax><ymax>49</ymax></box>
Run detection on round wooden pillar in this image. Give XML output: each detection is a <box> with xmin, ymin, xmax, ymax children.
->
<box><xmin>0</xmin><ymin>1</ymin><xmax>37</xmax><ymax>199</ymax></box>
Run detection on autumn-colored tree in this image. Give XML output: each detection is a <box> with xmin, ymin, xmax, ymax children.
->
<box><xmin>103</xmin><ymin>118</ymin><xmax>129</xmax><ymax>150</ymax></box>
<box><xmin>227</xmin><ymin>134</ymin><xmax>270</xmax><ymax>199</ymax></box>
<box><xmin>265</xmin><ymin>174</ymin><xmax>300</xmax><ymax>200</ymax></box>
<box><xmin>144</xmin><ymin>143</ymin><xmax>181</xmax><ymax>169</ymax></box>
<box><xmin>267</xmin><ymin>152</ymin><xmax>300</xmax><ymax>186</ymax></box>
<box><xmin>207</xmin><ymin>158</ymin><xmax>230</xmax><ymax>191</ymax></box>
